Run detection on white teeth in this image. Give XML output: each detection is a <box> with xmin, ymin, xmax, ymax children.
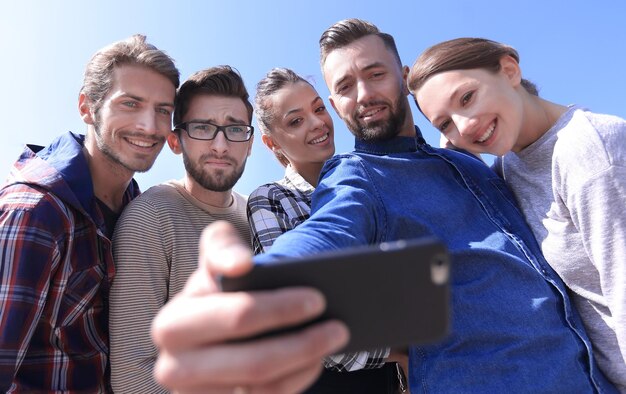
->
<box><xmin>361</xmin><ymin>108</ymin><xmax>382</xmax><ymax>118</ymax></box>
<box><xmin>310</xmin><ymin>133</ymin><xmax>329</xmax><ymax>144</ymax></box>
<box><xmin>476</xmin><ymin>122</ymin><xmax>495</xmax><ymax>143</ymax></box>
<box><xmin>127</xmin><ymin>138</ymin><xmax>154</xmax><ymax>148</ymax></box>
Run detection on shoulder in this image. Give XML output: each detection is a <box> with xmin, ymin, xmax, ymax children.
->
<box><xmin>118</xmin><ymin>183</ymin><xmax>184</xmax><ymax>226</ymax></box>
<box><xmin>1</xmin><ymin>182</ymin><xmax>49</xmax><ymax>209</ymax></box>
<box><xmin>126</xmin><ymin>183</ymin><xmax>181</xmax><ymax>210</ymax></box>
<box><xmin>0</xmin><ymin>183</ymin><xmax>73</xmax><ymax>240</ymax></box>
<box><xmin>248</xmin><ymin>183</ymin><xmax>287</xmax><ymax>213</ymax></box>
<box><xmin>324</xmin><ymin>152</ymin><xmax>364</xmax><ymax>167</ymax></box>
<box><xmin>320</xmin><ymin>152</ymin><xmax>371</xmax><ymax>181</ymax></box>
<box><xmin>230</xmin><ymin>190</ymin><xmax>249</xmax><ymax>215</ymax></box>
<box><xmin>231</xmin><ymin>190</ymin><xmax>248</xmax><ymax>204</ymax></box>
<box><xmin>249</xmin><ymin>182</ymin><xmax>292</xmax><ymax>201</ymax></box>
<box><xmin>139</xmin><ymin>182</ymin><xmax>181</xmax><ymax>200</ymax></box>
<box><xmin>1</xmin><ymin>182</ymin><xmax>73</xmax><ymax>215</ymax></box>
<box><xmin>247</xmin><ymin>181</ymin><xmax>309</xmax><ymax>220</ymax></box>
<box><xmin>554</xmin><ymin>109</ymin><xmax>626</xmax><ymax>171</ymax></box>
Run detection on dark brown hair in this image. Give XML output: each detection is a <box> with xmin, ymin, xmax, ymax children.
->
<box><xmin>319</xmin><ymin>18</ymin><xmax>401</xmax><ymax>67</ymax></box>
<box><xmin>408</xmin><ymin>37</ymin><xmax>538</xmax><ymax>99</ymax></box>
<box><xmin>254</xmin><ymin>68</ymin><xmax>312</xmax><ymax>167</ymax></box>
<box><xmin>173</xmin><ymin>65</ymin><xmax>253</xmax><ymax>127</ymax></box>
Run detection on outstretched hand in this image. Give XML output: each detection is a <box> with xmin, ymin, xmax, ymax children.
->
<box><xmin>151</xmin><ymin>221</ymin><xmax>349</xmax><ymax>393</ymax></box>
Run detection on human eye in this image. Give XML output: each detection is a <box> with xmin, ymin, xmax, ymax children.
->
<box><xmin>190</xmin><ymin>123</ymin><xmax>214</xmax><ymax>136</ymax></box>
<box><xmin>156</xmin><ymin>107</ymin><xmax>171</xmax><ymax>116</ymax></box>
<box><xmin>438</xmin><ymin>119</ymin><xmax>451</xmax><ymax>133</ymax></box>
<box><xmin>192</xmin><ymin>123</ymin><xmax>209</xmax><ymax>131</ymax></box>
<box><xmin>371</xmin><ymin>71</ymin><xmax>385</xmax><ymax>79</ymax></box>
<box><xmin>227</xmin><ymin>125</ymin><xmax>245</xmax><ymax>133</ymax></box>
<box><xmin>315</xmin><ymin>105</ymin><xmax>326</xmax><ymax>114</ymax></box>
<box><xmin>461</xmin><ymin>91</ymin><xmax>474</xmax><ymax>106</ymax></box>
<box><xmin>288</xmin><ymin>117</ymin><xmax>303</xmax><ymax>127</ymax></box>
<box><xmin>122</xmin><ymin>100</ymin><xmax>138</xmax><ymax>108</ymax></box>
<box><xmin>225</xmin><ymin>125</ymin><xmax>250</xmax><ymax>140</ymax></box>
<box><xmin>336</xmin><ymin>83</ymin><xmax>351</xmax><ymax>95</ymax></box>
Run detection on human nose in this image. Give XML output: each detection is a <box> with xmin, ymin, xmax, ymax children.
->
<box><xmin>310</xmin><ymin>113</ymin><xmax>327</xmax><ymax>130</ymax></box>
<box><xmin>136</xmin><ymin>109</ymin><xmax>159</xmax><ymax>135</ymax></box>
<box><xmin>453</xmin><ymin>114</ymin><xmax>479</xmax><ymax>138</ymax></box>
<box><xmin>210</xmin><ymin>130</ymin><xmax>229</xmax><ymax>154</ymax></box>
<box><xmin>356</xmin><ymin>79</ymin><xmax>375</xmax><ymax>105</ymax></box>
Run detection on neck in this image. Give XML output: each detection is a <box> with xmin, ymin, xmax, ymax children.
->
<box><xmin>83</xmin><ymin>135</ymin><xmax>133</xmax><ymax>213</ymax></box>
<box><xmin>396</xmin><ymin>99</ymin><xmax>416</xmax><ymax>138</ymax></box>
<box><xmin>291</xmin><ymin>162</ymin><xmax>324</xmax><ymax>187</ymax></box>
<box><xmin>516</xmin><ymin>93</ymin><xmax>568</xmax><ymax>152</ymax></box>
<box><xmin>183</xmin><ymin>174</ymin><xmax>234</xmax><ymax>208</ymax></box>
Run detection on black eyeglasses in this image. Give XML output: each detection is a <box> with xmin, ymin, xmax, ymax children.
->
<box><xmin>174</xmin><ymin>121</ymin><xmax>254</xmax><ymax>142</ymax></box>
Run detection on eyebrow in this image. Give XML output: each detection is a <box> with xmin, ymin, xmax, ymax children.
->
<box><xmin>332</xmin><ymin>74</ymin><xmax>351</xmax><ymax>92</ymax></box>
<box><xmin>361</xmin><ymin>61</ymin><xmax>386</xmax><ymax>72</ymax></box>
<box><xmin>187</xmin><ymin>115</ymin><xmax>248</xmax><ymax>124</ymax></box>
<box><xmin>119</xmin><ymin>93</ymin><xmax>174</xmax><ymax>109</ymax></box>
<box><xmin>332</xmin><ymin>62</ymin><xmax>386</xmax><ymax>91</ymax></box>
<box><xmin>429</xmin><ymin>82</ymin><xmax>472</xmax><ymax>125</ymax></box>
<box><xmin>283</xmin><ymin>96</ymin><xmax>323</xmax><ymax>118</ymax></box>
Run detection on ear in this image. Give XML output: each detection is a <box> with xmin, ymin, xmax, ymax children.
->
<box><xmin>167</xmin><ymin>132</ymin><xmax>182</xmax><ymax>155</ymax></box>
<box><xmin>261</xmin><ymin>133</ymin><xmax>279</xmax><ymax>151</ymax></box>
<box><xmin>246</xmin><ymin>134</ymin><xmax>254</xmax><ymax>157</ymax></box>
<box><xmin>328</xmin><ymin>95</ymin><xmax>339</xmax><ymax>116</ymax></box>
<box><xmin>401</xmin><ymin>65</ymin><xmax>410</xmax><ymax>95</ymax></box>
<box><xmin>500</xmin><ymin>55</ymin><xmax>522</xmax><ymax>87</ymax></box>
<box><xmin>79</xmin><ymin>93</ymin><xmax>96</xmax><ymax>125</ymax></box>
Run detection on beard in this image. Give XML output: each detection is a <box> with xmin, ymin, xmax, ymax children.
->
<box><xmin>182</xmin><ymin>151</ymin><xmax>247</xmax><ymax>192</ymax></box>
<box><xmin>93</xmin><ymin>116</ymin><xmax>164</xmax><ymax>173</ymax></box>
<box><xmin>342</xmin><ymin>89</ymin><xmax>409</xmax><ymax>142</ymax></box>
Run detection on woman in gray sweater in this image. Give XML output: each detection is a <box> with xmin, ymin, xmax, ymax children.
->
<box><xmin>408</xmin><ymin>37</ymin><xmax>626</xmax><ymax>392</ymax></box>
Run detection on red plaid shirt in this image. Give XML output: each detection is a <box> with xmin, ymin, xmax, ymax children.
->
<box><xmin>0</xmin><ymin>132</ymin><xmax>139</xmax><ymax>393</ymax></box>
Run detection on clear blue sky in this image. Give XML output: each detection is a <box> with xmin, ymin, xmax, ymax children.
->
<box><xmin>1</xmin><ymin>0</ymin><xmax>625</xmax><ymax>195</ymax></box>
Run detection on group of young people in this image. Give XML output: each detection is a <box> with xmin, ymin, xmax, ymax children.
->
<box><xmin>0</xmin><ymin>17</ymin><xmax>624</xmax><ymax>394</ymax></box>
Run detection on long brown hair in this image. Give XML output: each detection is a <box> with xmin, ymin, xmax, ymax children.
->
<box><xmin>408</xmin><ymin>37</ymin><xmax>538</xmax><ymax>101</ymax></box>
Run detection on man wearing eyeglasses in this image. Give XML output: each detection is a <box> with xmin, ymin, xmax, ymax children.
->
<box><xmin>108</xmin><ymin>66</ymin><xmax>254</xmax><ymax>393</ymax></box>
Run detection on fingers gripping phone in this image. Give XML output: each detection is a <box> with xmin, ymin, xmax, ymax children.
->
<box><xmin>220</xmin><ymin>238</ymin><xmax>450</xmax><ymax>353</ymax></box>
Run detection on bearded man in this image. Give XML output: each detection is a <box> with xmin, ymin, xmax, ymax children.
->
<box><xmin>108</xmin><ymin>66</ymin><xmax>253</xmax><ymax>393</ymax></box>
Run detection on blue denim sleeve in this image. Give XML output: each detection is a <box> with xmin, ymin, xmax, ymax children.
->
<box><xmin>254</xmin><ymin>154</ymin><xmax>385</xmax><ymax>265</ymax></box>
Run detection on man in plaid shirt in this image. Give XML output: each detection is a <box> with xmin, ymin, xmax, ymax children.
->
<box><xmin>0</xmin><ymin>35</ymin><xmax>179</xmax><ymax>392</ymax></box>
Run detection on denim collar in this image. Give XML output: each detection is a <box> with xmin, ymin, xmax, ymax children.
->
<box><xmin>353</xmin><ymin>125</ymin><xmax>425</xmax><ymax>155</ymax></box>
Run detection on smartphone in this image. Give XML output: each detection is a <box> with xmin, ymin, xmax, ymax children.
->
<box><xmin>220</xmin><ymin>237</ymin><xmax>450</xmax><ymax>353</ymax></box>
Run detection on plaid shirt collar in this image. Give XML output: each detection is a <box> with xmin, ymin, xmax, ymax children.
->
<box><xmin>7</xmin><ymin>131</ymin><xmax>140</xmax><ymax>231</ymax></box>
<box><xmin>282</xmin><ymin>165</ymin><xmax>315</xmax><ymax>196</ymax></box>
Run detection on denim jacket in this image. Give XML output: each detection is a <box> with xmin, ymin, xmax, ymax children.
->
<box><xmin>256</xmin><ymin>127</ymin><xmax>615</xmax><ymax>393</ymax></box>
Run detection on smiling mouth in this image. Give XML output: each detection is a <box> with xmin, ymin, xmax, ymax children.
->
<box><xmin>310</xmin><ymin>133</ymin><xmax>329</xmax><ymax>145</ymax></box>
<box><xmin>126</xmin><ymin>137</ymin><xmax>159</xmax><ymax>148</ymax></box>
<box><xmin>360</xmin><ymin>107</ymin><xmax>385</xmax><ymax>119</ymax></box>
<box><xmin>475</xmin><ymin>121</ymin><xmax>496</xmax><ymax>143</ymax></box>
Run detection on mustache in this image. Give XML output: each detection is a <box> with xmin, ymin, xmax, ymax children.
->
<box><xmin>122</xmin><ymin>131</ymin><xmax>166</xmax><ymax>143</ymax></box>
<box><xmin>199</xmin><ymin>153</ymin><xmax>237</xmax><ymax>165</ymax></box>
<box><xmin>354</xmin><ymin>100</ymin><xmax>389</xmax><ymax>117</ymax></box>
